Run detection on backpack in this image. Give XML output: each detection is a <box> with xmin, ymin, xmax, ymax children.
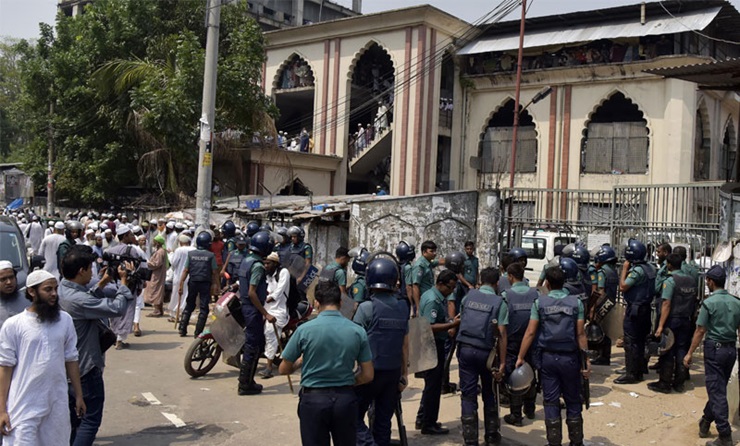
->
<box><xmin>279</xmin><ymin>265</ymin><xmax>304</xmax><ymax>315</ymax></box>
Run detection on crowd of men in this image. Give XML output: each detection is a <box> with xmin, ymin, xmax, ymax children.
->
<box><xmin>2</xmin><ymin>206</ymin><xmax>740</xmax><ymax>446</ymax></box>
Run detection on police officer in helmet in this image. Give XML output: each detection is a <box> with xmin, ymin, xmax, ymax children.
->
<box><xmin>517</xmin><ymin>266</ymin><xmax>590</xmax><ymax>446</ymax></box>
<box><xmin>237</xmin><ymin>231</ymin><xmax>276</xmax><ymax>396</ymax></box>
<box><xmin>615</xmin><ymin>239</ymin><xmax>656</xmax><ymax>384</ymax></box>
<box><xmin>395</xmin><ymin>240</ymin><xmax>416</xmax><ymax>304</ymax></box>
<box><xmin>246</xmin><ymin>221</ymin><xmax>260</xmax><ymax>238</ymax></box>
<box><xmin>457</xmin><ymin>267</ymin><xmax>508</xmax><ymax>446</ymax></box>
<box><xmin>589</xmin><ymin>245</ymin><xmax>617</xmax><ymax>366</ymax></box>
<box><xmin>349</xmin><ymin>249</ymin><xmax>370</xmax><ymax>304</ymax></box>
<box><xmin>353</xmin><ymin>256</ymin><xmax>409</xmax><ymax>446</ymax></box>
<box><xmin>561</xmin><ymin>257</ymin><xmax>588</xmax><ymax>310</ymax></box>
<box><xmin>177</xmin><ymin>231</ymin><xmax>219</xmax><ymax>337</ymax></box>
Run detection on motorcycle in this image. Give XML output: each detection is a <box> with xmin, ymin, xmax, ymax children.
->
<box><xmin>184</xmin><ymin>290</ymin><xmax>313</xmax><ymax>378</ymax></box>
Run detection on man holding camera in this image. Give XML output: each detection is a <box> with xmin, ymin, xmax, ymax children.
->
<box><xmin>105</xmin><ymin>226</ymin><xmax>146</xmax><ymax>347</ymax></box>
<box><xmin>58</xmin><ymin>245</ymin><xmax>134</xmax><ymax>446</ymax></box>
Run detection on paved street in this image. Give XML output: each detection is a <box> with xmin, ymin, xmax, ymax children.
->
<box><xmin>96</xmin><ymin>308</ymin><xmax>733</xmax><ymax>446</ymax></box>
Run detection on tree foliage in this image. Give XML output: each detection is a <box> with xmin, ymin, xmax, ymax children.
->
<box><xmin>14</xmin><ymin>0</ymin><xmax>276</xmax><ymax>205</ymax></box>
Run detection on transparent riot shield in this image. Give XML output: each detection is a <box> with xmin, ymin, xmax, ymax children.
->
<box><xmin>408</xmin><ymin>317</ymin><xmax>438</xmax><ymax>374</ymax></box>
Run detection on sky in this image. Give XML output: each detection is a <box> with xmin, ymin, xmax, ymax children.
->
<box><xmin>2</xmin><ymin>0</ymin><xmax>740</xmax><ymax>40</ymax></box>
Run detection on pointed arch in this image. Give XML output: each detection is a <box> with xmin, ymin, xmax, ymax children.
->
<box><xmin>272</xmin><ymin>53</ymin><xmax>316</xmax><ymax>139</ymax></box>
<box><xmin>581</xmin><ymin>91</ymin><xmax>650</xmax><ymax>174</ymax></box>
<box><xmin>694</xmin><ymin>99</ymin><xmax>711</xmax><ymax>180</ymax></box>
<box><xmin>477</xmin><ymin>98</ymin><xmax>539</xmax><ymax>174</ymax></box>
<box><xmin>272</xmin><ymin>53</ymin><xmax>315</xmax><ymax>91</ymax></box>
<box><xmin>721</xmin><ymin>115</ymin><xmax>737</xmax><ymax>181</ymax></box>
<box><xmin>347</xmin><ymin>40</ymin><xmax>396</xmax><ymax>82</ymax></box>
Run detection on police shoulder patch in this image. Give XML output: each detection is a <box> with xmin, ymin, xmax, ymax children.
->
<box><xmin>353</xmin><ymin>287</ymin><xmax>359</xmax><ymax>295</ymax></box>
<box><xmin>430</xmin><ymin>309</ymin><xmax>438</xmax><ymax>319</ymax></box>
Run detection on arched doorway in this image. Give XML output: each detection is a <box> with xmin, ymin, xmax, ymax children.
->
<box><xmin>478</xmin><ymin>98</ymin><xmax>537</xmax><ymax>177</ymax></box>
<box><xmin>694</xmin><ymin>102</ymin><xmax>710</xmax><ymax>181</ymax></box>
<box><xmin>273</xmin><ymin>54</ymin><xmax>315</xmax><ymax>150</ymax></box>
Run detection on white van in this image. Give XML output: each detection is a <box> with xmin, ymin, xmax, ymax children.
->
<box><xmin>519</xmin><ymin>229</ymin><xmax>578</xmax><ymax>283</ymax></box>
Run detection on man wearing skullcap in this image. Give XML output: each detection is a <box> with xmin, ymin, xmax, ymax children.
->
<box><xmin>0</xmin><ymin>262</ymin><xmax>29</xmax><ymax>328</ymax></box>
<box><xmin>168</xmin><ymin>235</ymin><xmax>195</xmax><ymax>321</ymax></box>
<box><xmin>38</xmin><ymin>222</ymin><xmax>66</xmax><ymax>280</ymax></box>
<box><xmin>143</xmin><ymin>235</ymin><xmax>168</xmax><ymax>317</ymax></box>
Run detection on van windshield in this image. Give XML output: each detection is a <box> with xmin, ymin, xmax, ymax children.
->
<box><xmin>0</xmin><ymin>232</ymin><xmax>24</xmax><ymax>269</ymax></box>
<box><xmin>522</xmin><ymin>237</ymin><xmax>546</xmax><ymax>259</ymax></box>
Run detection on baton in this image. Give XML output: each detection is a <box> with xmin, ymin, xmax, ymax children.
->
<box><xmin>174</xmin><ymin>288</ymin><xmax>183</xmax><ymax>329</ymax></box>
<box><xmin>273</xmin><ymin>322</ymin><xmax>294</xmax><ymax>394</ymax></box>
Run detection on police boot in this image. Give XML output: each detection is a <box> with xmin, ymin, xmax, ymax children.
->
<box><xmin>194</xmin><ymin>312</ymin><xmax>208</xmax><ymax>338</ymax></box>
<box><xmin>178</xmin><ymin>311</ymin><xmax>191</xmax><ymax>337</ymax></box>
<box><xmin>504</xmin><ymin>405</ymin><xmax>524</xmax><ymax>427</ymax></box>
<box><xmin>614</xmin><ymin>343</ymin><xmax>642</xmax><ymax>385</ymax></box>
<box><xmin>237</xmin><ymin>359</ymin><xmax>262</xmax><ymax>395</ymax></box>
<box><xmin>647</xmin><ymin>358</ymin><xmax>673</xmax><ymax>394</ymax></box>
<box><xmin>699</xmin><ymin>417</ymin><xmax>711</xmax><ymax>438</ymax></box>
<box><xmin>461</xmin><ymin>415</ymin><xmax>479</xmax><ymax>446</ymax></box>
<box><xmin>673</xmin><ymin>363</ymin><xmax>688</xmax><ymax>392</ymax></box>
<box><xmin>483</xmin><ymin>407</ymin><xmax>501</xmax><ymax>446</ymax></box>
<box><xmin>565</xmin><ymin>416</ymin><xmax>584</xmax><ymax>446</ymax></box>
<box><xmin>249</xmin><ymin>358</ymin><xmax>264</xmax><ymax>391</ymax></box>
<box><xmin>591</xmin><ymin>341</ymin><xmax>611</xmax><ymax>366</ymax></box>
<box><xmin>545</xmin><ymin>417</ymin><xmax>563</xmax><ymax>446</ymax></box>
<box><xmin>706</xmin><ymin>433</ymin><xmax>733</xmax><ymax>446</ymax></box>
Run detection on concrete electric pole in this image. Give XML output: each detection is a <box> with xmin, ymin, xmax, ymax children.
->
<box><xmin>195</xmin><ymin>0</ymin><xmax>221</xmax><ymax>229</ymax></box>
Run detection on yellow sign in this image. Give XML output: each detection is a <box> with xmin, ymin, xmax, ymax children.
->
<box><xmin>203</xmin><ymin>153</ymin><xmax>212</xmax><ymax>167</ymax></box>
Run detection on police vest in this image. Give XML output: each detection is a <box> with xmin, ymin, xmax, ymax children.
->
<box><xmin>350</xmin><ymin>276</ymin><xmax>368</xmax><ymax>303</ymax></box>
<box><xmin>537</xmin><ymin>294</ymin><xmax>579</xmax><ymax>352</ymax></box>
<box><xmin>623</xmin><ymin>263</ymin><xmax>656</xmax><ymax>307</ymax></box>
<box><xmin>600</xmin><ymin>264</ymin><xmax>619</xmax><ymax>300</ymax></box>
<box><xmin>506</xmin><ymin>286</ymin><xmax>538</xmax><ymax>345</ymax></box>
<box><xmin>318</xmin><ymin>263</ymin><xmax>340</xmax><ymax>285</ymax></box>
<box><xmin>226</xmin><ymin>251</ymin><xmax>246</xmax><ymax>284</ymax></box>
<box><xmin>398</xmin><ymin>262</ymin><xmax>410</xmax><ymax>299</ymax></box>
<box><xmin>238</xmin><ymin>258</ymin><xmax>268</xmax><ymax>305</ymax></box>
<box><xmin>457</xmin><ymin>290</ymin><xmax>503</xmax><ymax>350</ymax></box>
<box><xmin>579</xmin><ymin>267</ymin><xmax>592</xmax><ymax>295</ymax></box>
<box><xmin>669</xmin><ymin>273</ymin><xmax>698</xmax><ymax>319</ymax></box>
<box><xmin>498</xmin><ymin>275</ymin><xmax>512</xmax><ymax>294</ymax></box>
<box><xmin>187</xmin><ymin>249</ymin><xmax>215</xmax><ymax>282</ymax></box>
<box><xmin>290</xmin><ymin>241</ymin><xmax>308</xmax><ymax>256</ymax></box>
<box><xmin>564</xmin><ymin>281</ymin><xmax>588</xmax><ymax>307</ymax></box>
<box><xmin>367</xmin><ymin>297</ymin><xmax>408</xmax><ymax>370</ymax></box>
<box><xmin>275</xmin><ymin>243</ymin><xmax>291</xmax><ymax>265</ymax></box>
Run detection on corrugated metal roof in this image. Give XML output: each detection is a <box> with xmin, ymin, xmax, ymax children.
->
<box><xmin>644</xmin><ymin>57</ymin><xmax>740</xmax><ymax>90</ymax></box>
<box><xmin>459</xmin><ymin>7</ymin><xmax>721</xmax><ymax>55</ymax></box>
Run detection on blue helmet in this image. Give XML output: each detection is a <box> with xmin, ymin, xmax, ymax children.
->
<box><xmin>395</xmin><ymin>240</ymin><xmax>416</xmax><ymax>263</ymax></box>
<box><xmin>509</xmin><ymin>247</ymin><xmax>527</xmax><ymax>261</ymax></box>
<box><xmin>625</xmin><ymin>239</ymin><xmax>647</xmax><ymax>263</ymax></box>
<box><xmin>249</xmin><ymin>231</ymin><xmax>273</xmax><ymax>257</ymax></box>
<box><xmin>366</xmin><ymin>257</ymin><xmax>399</xmax><ymax>291</ymax></box>
<box><xmin>559</xmin><ymin>257</ymin><xmax>579</xmax><ymax>281</ymax></box>
<box><xmin>276</xmin><ymin>226</ymin><xmax>288</xmax><ymax>237</ymax></box>
<box><xmin>595</xmin><ymin>245</ymin><xmax>617</xmax><ymax>264</ymax></box>
<box><xmin>572</xmin><ymin>246</ymin><xmax>590</xmax><ymax>266</ymax></box>
<box><xmin>196</xmin><ymin>231</ymin><xmax>213</xmax><ymax>250</ymax></box>
<box><xmin>445</xmin><ymin>251</ymin><xmax>466</xmax><ymax>274</ymax></box>
<box><xmin>246</xmin><ymin>221</ymin><xmax>260</xmax><ymax>237</ymax></box>
<box><xmin>352</xmin><ymin>249</ymin><xmax>371</xmax><ymax>275</ymax></box>
<box><xmin>288</xmin><ymin>226</ymin><xmax>305</xmax><ymax>240</ymax></box>
<box><xmin>259</xmin><ymin>223</ymin><xmax>272</xmax><ymax>233</ymax></box>
<box><xmin>221</xmin><ymin>220</ymin><xmax>236</xmax><ymax>238</ymax></box>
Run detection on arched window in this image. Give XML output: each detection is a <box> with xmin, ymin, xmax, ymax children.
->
<box><xmin>478</xmin><ymin>99</ymin><xmax>537</xmax><ymax>173</ymax></box>
<box><xmin>582</xmin><ymin>92</ymin><xmax>649</xmax><ymax>174</ymax></box>
<box><xmin>720</xmin><ymin>119</ymin><xmax>737</xmax><ymax>182</ymax></box>
<box><xmin>694</xmin><ymin>104</ymin><xmax>710</xmax><ymax>181</ymax></box>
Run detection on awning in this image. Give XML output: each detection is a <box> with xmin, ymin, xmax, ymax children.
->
<box><xmin>644</xmin><ymin>58</ymin><xmax>740</xmax><ymax>91</ymax></box>
<box><xmin>5</xmin><ymin>198</ymin><xmax>23</xmax><ymax>211</ymax></box>
<box><xmin>459</xmin><ymin>7</ymin><xmax>721</xmax><ymax>55</ymax></box>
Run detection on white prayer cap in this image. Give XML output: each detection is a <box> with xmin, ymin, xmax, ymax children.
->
<box><xmin>132</xmin><ymin>225</ymin><xmax>142</xmax><ymax>233</ymax></box>
<box><xmin>158</xmin><ymin>218</ymin><xmax>166</xmax><ymax>223</ymax></box>
<box><xmin>178</xmin><ymin>234</ymin><xmax>192</xmax><ymax>244</ymax></box>
<box><xmin>95</xmin><ymin>233</ymin><xmax>103</xmax><ymax>239</ymax></box>
<box><xmin>150</xmin><ymin>219</ymin><xmax>158</xmax><ymax>225</ymax></box>
<box><xmin>85</xmin><ymin>229</ymin><xmax>94</xmax><ymax>236</ymax></box>
<box><xmin>32</xmin><ymin>215</ymin><xmax>39</xmax><ymax>221</ymax></box>
<box><xmin>117</xmin><ymin>225</ymin><xmax>131</xmax><ymax>236</ymax></box>
<box><xmin>0</xmin><ymin>261</ymin><xmax>13</xmax><ymax>272</ymax></box>
<box><xmin>48</xmin><ymin>221</ymin><xmax>54</xmax><ymax>227</ymax></box>
<box><xmin>89</xmin><ymin>222</ymin><xmax>99</xmax><ymax>231</ymax></box>
<box><xmin>26</xmin><ymin>269</ymin><xmax>56</xmax><ymax>288</ymax></box>
<box><xmin>104</xmin><ymin>229</ymin><xmax>112</xmax><ymax>234</ymax></box>
<box><xmin>137</xmin><ymin>235</ymin><xmax>146</xmax><ymax>242</ymax></box>
<box><xmin>166</xmin><ymin>221</ymin><xmax>175</xmax><ymax>229</ymax></box>
<box><xmin>175</xmin><ymin>222</ymin><xmax>185</xmax><ymax>230</ymax></box>
<box><xmin>54</xmin><ymin>222</ymin><xmax>65</xmax><ymax>230</ymax></box>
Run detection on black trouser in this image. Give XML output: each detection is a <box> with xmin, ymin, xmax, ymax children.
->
<box><xmin>505</xmin><ymin>344</ymin><xmax>536</xmax><ymax>413</ymax></box>
<box><xmin>299</xmin><ymin>386</ymin><xmax>358</xmax><ymax>446</ymax></box>
<box><xmin>181</xmin><ymin>280</ymin><xmax>211</xmax><ymax>333</ymax></box>
<box><xmin>623</xmin><ymin>303</ymin><xmax>651</xmax><ymax>376</ymax></box>
<box><xmin>356</xmin><ymin>368</ymin><xmax>401</xmax><ymax>446</ymax></box>
<box><xmin>702</xmin><ymin>341</ymin><xmax>737</xmax><ymax>437</ymax></box>
<box><xmin>416</xmin><ymin>339</ymin><xmax>446</xmax><ymax>428</ymax></box>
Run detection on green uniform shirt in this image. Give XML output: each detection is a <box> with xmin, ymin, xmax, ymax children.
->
<box><xmin>403</xmin><ymin>263</ymin><xmax>413</xmax><ymax>289</ymax></box>
<box><xmin>463</xmin><ymin>255</ymin><xmax>479</xmax><ymax>286</ymax></box>
<box><xmin>696</xmin><ymin>289</ymin><xmax>740</xmax><ymax>343</ymax></box>
<box><xmin>353</xmin><ymin>291</ymin><xmax>410</xmax><ymax>332</ymax></box>
<box><xmin>588</xmin><ymin>265</ymin><xmax>598</xmax><ymax>286</ymax></box>
<box><xmin>282</xmin><ymin>310</ymin><xmax>372</xmax><ymax>388</ymax></box>
<box><xmin>624</xmin><ymin>264</ymin><xmax>646</xmax><ymax>288</ymax></box>
<box><xmin>501</xmin><ymin>282</ymin><xmax>531</xmax><ymax>303</ymax></box>
<box><xmin>655</xmin><ymin>263</ymin><xmax>671</xmax><ymax>296</ymax></box>
<box><xmin>681</xmin><ymin>261</ymin><xmax>700</xmax><ymax>283</ymax></box>
<box><xmin>350</xmin><ymin>276</ymin><xmax>368</xmax><ymax>303</ymax></box>
<box><xmin>326</xmin><ymin>260</ymin><xmax>347</xmax><ymax>287</ymax></box>
<box><xmin>597</xmin><ymin>263</ymin><xmax>617</xmax><ymax>289</ymax></box>
<box><xmin>420</xmin><ymin>287</ymin><xmax>449</xmax><ymax>341</ymax></box>
<box><xmin>292</xmin><ymin>243</ymin><xmax>313</xmax><ymax>261</ymax></box>
<box><xmin>460</xmin><ymin>284</ymin><xmax>509</xmax><ymax>325</ymax></box>
<box><xmin>660</xmin><ymin>270</ymin><xmax>693</xmax><ymax>302</ymax></box>
<box><xmin>244</xmin><ymin>252</ymin><xmax>265</xmax><ymax>286</ymax></box>
<box><xmin>412</xmin><ymin>256</ymin><xmax>439</xmax><ymax>295</ymax></box>
<box><xmin>530</xmin><ymin>289</ymin><xmax>585</xmax><ymax>321</ymax></box>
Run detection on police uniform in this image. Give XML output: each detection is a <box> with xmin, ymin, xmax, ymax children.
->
<box><xmin>399</xmin><ymin>261</ymin><xmax>413</xmax><ymax>301</ymax></box>
<box><xmin>463</xmin><ymin>254</ymin><xmax>479</xmax><ymax>289</ymax></box>
<box><xmin>457</xmin><ymin>285</ymin><xmax>509</xmax><ymax>445</ymax></box>
<box><xmin>411</xmin><ymin>257</ymin><xmax>438</xmax><ymax>296</ymax></box>
<box><xmin>225</xmin><ymin>247</ymin><xmax>247</xmax><ymax>286</ymax></box>
<box><xmin>290</xmin><ymin>240</ymin><xmax>314</xmax><ymax>263</ymax></box>
<box><xmin>353</xmin><ymin>291</ymin><xmax>409</xmax><ymax>446</ymax></box>
<box><xmin>223</xmin><ymin>237</ymin><xmax>237</xmax><ymax>262</ymax></box>
<box><xmin>350</xmin><ymin>275</ymin><xmax>368</xmax><ymax>303</ymax></box>
<box><xmin>320</xmin><ymin>260</ymin><xmax>346</xmax><ymax>288</ymax></box>
<box><xmin>179</xmin><ymin>247</ymin><xmax>218</xmax><ymax>336</ymax></box>
<box><xmin>694</xmin><ymin>282</ymin><xmax>740</xmax><ymax>443</ymax></box>
<box><xmin>564</xmin><ymin>279</ymin><xmax>588</xmax><ymax>311</ymax></box>
<box><xmin>589</xmin><ymin>264</ymin><xmax>617</xmax><ymax>365</ymax></box>
<box><xmin>502</xmin><ymin>282</ymin><xmax>539</xmax><ymax>424</ymax></box>
<box><xmin>415</xmin><ymin>286</ymin><xmax>448</xmax><ymax>430</ymax></box>
<box><xmin>237</xmin><ymin>252</ymin><xmax>267</xmax><ymax>395</ymax></box>
<box><xmin>532</xmin><ymin>289</ymin><xmax>586</xmax><ymax>446</ymax></box>
<box><xmin>274</xmin><ymin>241</ymin><xmax>291</xmax><ymax>265</ymax></box>
<box><xmin>282</xmin><ymin>310</ymin><xmax>373</xmax><ymax>445</ymax></box>
<box><xmin>618</xmin><ymin>262</ymin><xmax>656</xmax><ymax>382</ymax></box>
<box><xmin>681</xmin><ymin>260</ymin><xmax>700</xmax><ymax>283</ymax></box>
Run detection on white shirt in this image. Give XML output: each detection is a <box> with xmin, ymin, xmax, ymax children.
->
<box><xmin>265</xmin><ymin>267</ymin><xmax>290</xmax><ymax>323</ymax></box>
<box><xmin>25</xmin><ymin>222</ymin><xmax>45</xmax><ymax>255</ymax></box>
<box><xmin>38</xmin><ymin>234</ymin><xmax>65</xmax><ymax>279</ymax></box>
<box><xmin>0</xmin><ymin>310</ymin><xmax>78</xmax><ymax>445</ymax></box>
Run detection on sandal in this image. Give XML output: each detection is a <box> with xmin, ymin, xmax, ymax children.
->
<box><xmin>167</xmin><ymin>317</ymin><xmax>176</xmax><ymax>323</ymax></box>
<box><xmin>146</xmin><ymin>311</ymin><xmax>163</xmax><ymax>318</ymax></box>
<box><xmin>134</xmin><ymin>328</ymin><xmax>142</xmax><ymax>337</ymax></box>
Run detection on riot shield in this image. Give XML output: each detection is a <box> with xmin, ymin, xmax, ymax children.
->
<box><xmin>408</xmin><ymin>317</ymin><xmax>438</xmax><ymax>374</ymax></box>
<box><xmin>209</xmin><ymin>305</ymin><xmax>245</xmax><ymax>357</ymax></box>
<box><xmin>340</xmin><ymin>291</ymin><xmax>356</xmax><ymax>319</ymax></box>
<box><xmin>592</xmin><ymin>290</ymin><xmax>616</xmax><ymax>324</ymax></box>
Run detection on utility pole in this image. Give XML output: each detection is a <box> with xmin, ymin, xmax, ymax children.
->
<box><xmin>47</xmin><ymin>100</ymin><xmax>54</xmax><ymax>216</ymax></box>
<box><xmin>195</xmin><ymin>0</ymin><xmax>221</xmax><ymax>229</ymax></box>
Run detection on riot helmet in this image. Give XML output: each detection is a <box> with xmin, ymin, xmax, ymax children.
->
<box><xmin>259</xmin><ymin>223</ymin><xmax>272</xmax><ymax>232</ymax></box>
<box><xmin>235</xmin><ymin>235</ymin><xmax>248</xmax><ymax>247</ymax></box>
<box><xmin>595</xmin><ymin>245</ymin><xmax>617</xmax><ymax>264</ymax></box>
<box><xmin>625</xmin><ymin>239</ymin><xmax>647</xmax><ymax>263</ymax></box>
<box><xmin>645</xmin><ymin>328</ymin><xmax>675</xmax><ymax>357</ymax></box>
<box><xmin>509</xmin><ymin>247</ymin><xmax>527</xmax><ymax>261</ymax></box>
<box><xmin>246</xmin><ymin>221</ymin><xmax>260</xmax><ymax>238</ymax></box>
<box><xmin>288</xmin><ymin>226</ymin><xmax>305</xmax><ymax>241</ymax></box>
<box><xmin>351</xmin><ymin>248</ymin><xmax>371</xmax><ymax>275</ymax></box>
<box><xmin>559</xmin><ymin>257</ymin><xmax>579</xmax><ymax>281</ymax></box>
<box><xmin>561</xmin><ymin>243</ymin><xmax>576</xmax><ymax>258</ymax></box>
<box><xmin>507</xmin><ymin>362</ymin><xmax>535</xmax><ymax>396</ymax></box>
<box><xmin>586</xmin><ymin>322</ymin><xmax>605</xmax><ymax>344</ymax></box>
<box><xmin>365</xmin><ymin>257</ymin><xmax>399</xmax><ymax>291</ymax></box>
<box><xmin>249</xmin><ymin>231</ymin><xmax>273</xmax><ymax>257</ymax></box>
<box><xmin>395</xmin><ymin>240</ymin><xmax>416</xmax><ymax>263</ymax></box>
<box><xmin>572</xmin><ymin>246</ymin><xmax>590</xmax><ymax>266</ymax></box>
<box><xmin>65</xmin><ymin>221</ymin><xmax>84</xmax><ymax>239</ymax></box>
<box><xmin>445</xmin><ymin>251</ymin><xmax>466</xmax><ymax>274</ymax></box>
<box><xmin>196</xmin><ymin>231</ymin><xmax>213</xmax><ymax>250</ymax></box>
<box><xmin>221</xmin><ymin>220</ymin><xmax>236</xmax><ymax>238</ymax></box>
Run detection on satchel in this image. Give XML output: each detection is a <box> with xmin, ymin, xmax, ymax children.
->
<box><xmin>97</xmin><ymin>320</ymin><xmax>117</xmax><ymax>353</ymax></box>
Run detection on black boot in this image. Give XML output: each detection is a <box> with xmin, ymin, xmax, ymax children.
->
<box><xmin>545</xmin><ymin>417</ymin><xmax>563</xmax><ymax>446</ymax></box>
<box><xmin>673</xmin><ymin>363</ymin><xmax>688</xmax><ymax>392</ymax></box>
<box><xmin>706</xmin><ymin>433</ymin><xmax>733</xmax><ymax>446</ymax></box>
<box><xmin>614</xmin><ymin>342</ymin><xmax>642</xmax><ymax>384</ymax></box>
<box><xmin>238</xmin><ymin>359</ymin><xmax>262</xmax><ymax>395</ymax></box>
<box><xmin>178</xmin><ymin>310</ymin><xmax>191</xmax><ymax>337</ymax></box>
<box><xmin>194</xmin><ymin>312</ymin><xmax>208</xmax><ymax>337</ymax></box>
<box><xmin>566</xmin><ymin>416</ymin><xmax>584</xmax><ymax>446</ymax></box>
<box><xmin>483</xmin><ymin>407</ymin><xmax>501</xmax><ymax>446</ymax></box>
<box><xmin>504</xmin><ymin>405</ymin><xmax>523</xmax><ymax>427</ymax></box>
<box><xmin>461</xmin><ymin>415</ymin><xmax>479</xmax><ymax>446</ymax></box>
<box><xmin>647</xmin><ymin>358</ymin><xmax>673</xmax><ymax>394</ymax></box>
<box><xmin>699</xmin><ymin>417</ymin><xmax>711</xmax><ymax>438</ymax></box>
<box><xmin>250</xmin><ymin>357</ymin><xmax>264</xmax><ymax>391</ymax></box>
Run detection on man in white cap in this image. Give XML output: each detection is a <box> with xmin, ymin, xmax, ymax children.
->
<box><xmin>38</xmin><ymin>222</ymin><xmax>66</xmax><ymax>280</ymax></box>
<box><xmin>0</xmin><ymin>269</ymin><xmax>85</xmax><ymax>445</ymax></box>
<box><xmin>24</xmin><ymin>216</ymin><xmax>45</xmax><ymax>256</ymax></box>
<box><xmin>259</xmin><ymin>252</ymin><xmax>291</xmax><ymax>379</ymax></box>
<box><xmin>146</xmin><ymin>219</ymin><xmax>158</xmax><ymax>256</ymax></box>
<box><xmin>103</xmin><ymin>229</ymin><xmax>117</xmax><ymax>250</ymax></box>
<box><xmin>168</xmin><ymin>234</ymin><xmax>195</xmax><ymax>322</ymax></box>
<box><xmin>0</xmin><ymin>261</ymin><xmax>29</xmax><ymax>328</ymax></box>
<box><xmin>165</xmin><ymin>221</ymin><xmax>177</xmax><ymax>253</ymax></box>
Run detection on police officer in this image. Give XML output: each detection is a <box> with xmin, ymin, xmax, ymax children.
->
<box><xmin>57</xmin><ymin>220</ymin><xmax>83</xmax><ymax>274</ymax></box>
<box><xmin>502</xmin><ymin>263</ymin><xmax>539</xmax><ymax>426</ymax></box>
<box><xmin>238</xmin><ymin>231</ymin><xmax>276</xmax><ymax>396</ymax></box>
<box><xmin>222</xmin><ymin>235</ymin><xmax>248</xmax><ymax>287</ymax></box>
<box><xmin>353</xmin><ymin>257</ymin><xmax>409</xmax><ymax>446</ymax></box>
<box><xmin>589</xmin><ymin>245</ymin><xmax>617</xmax><ymax>366</ymax></box>
<box><xmin>507</xmin><ymin>248</ymin><xmax>528</xmax><ymax>289</ymax></box>
<box><xmin>498</xmin><ymin>252</ymin><xmax>514</xmax><ymax>293</ymax></box>
<box><xmin>649</xmin><ymin>253</ymin><xmax>697</xmax><ymax>394</ymax></box>
<box><xmin>416</xmin><ymin>269</ymin><xmax>460</xmax><ymax>435</ymax></box>
<box><xmin>457</xmin><ymin>267</ymin><xmax>508</xmax><ymax>446</ymax></box>
<box><xmin>274</xmin><ymin>226</ymin><xmax>291</xmax><ymax>264</ymax></box>
<box><xmin>460</xmin><ymin>241</ymin><xmax>479</xmax><ymax>292</ymax></box>
<box><xmin>517</xmin><ymin>266</ymin><xmax>590</xmax><ymax>446</ymax></box>
<box><xmin>411</xmin><ymin>240</ymin><xmax>445</xmax><ymax>317</ymax></box>
<box><xmin>279</xmin><ymin>281</ymin><xmax>374</xmax><ymax>445</ymax></box>
<box><xmin>349</xmin><ymin>249</ymin><xmax>370</xmax><ymax>304</ymax></box>
<box><xmin>319</xmin><ymin>247</ymin><xmax>350</xmax><ymax>295</ymax></box>
<box><xmin>396</xmin><ymin>240</ymin><xmax>416</xmax><ymax>304</ymax></box>
<box><xmin>673</xmin><ymin>245</ymin><xmax>700</xmax><ymax>283</ymax></box>
<box><xmin>684</xmin><ymin>265</ymin><xmax>740</xmax><ymax>446</ymax></box>
<box><xmin>561</xmin><ymin>257</ymin><xmax>588</xmax><ymax>310</ymax></box>
<box><xmin>654</xmin><ymin>243</ymin><xmax>673</xmax><ymax>297</ymax></box>
<box><xmin>221</xmin><ymin>220</ymin><xmax>237</xmax><ymax>259</ymax></box>
<box><xmin>245</xmin><ymin>221</ymin><xmax>260</xmax><ymax>238</ymax></box>
<box><xmin>572</xmin><ymin>246</ymin><xmax>592</xmax><ymax>300</ymax></box>
<box><xmin>614</xmin><ymin>239</ymin><xmax>655</xmax><ymax>384</ymax></box>
<box><xmin>178</xmin><ymin>231</ymin><xmax>219</xmax><ymax>337</ymax></box>
<box><xmin>288</xmin><ymin>226</ymin><xmax>313</xmax><ymax>286</ymax></box>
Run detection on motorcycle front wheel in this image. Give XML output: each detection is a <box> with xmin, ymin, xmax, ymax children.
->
<box><xmin>185</xmin><ymin>337</ymin><xmax>222</xmax><ymax>378</ymax></box>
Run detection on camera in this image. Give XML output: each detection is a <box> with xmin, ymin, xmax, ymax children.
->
<box><xmin>101</xmin><ymin>252</ymin><xmax>152</xmax><ymax>285</ymax></box>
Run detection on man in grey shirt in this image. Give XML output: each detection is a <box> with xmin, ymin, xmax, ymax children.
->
<box><xmin>0</xmin><ymin>261</ymin><xmax>30</xmax><ymax>328</ymax></box>
<box><xmin>58</xmin><ymin>245</ymin><xmax>133</xmax><ymax>446</ymax></box>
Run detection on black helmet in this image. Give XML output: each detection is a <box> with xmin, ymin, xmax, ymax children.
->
<box><xmin>366</xmin><ymin>257</ymin><xmax>399</xmax><ymax>291</ymax></box>
<box><xmin>65</xmin><ymin>221</ymin><xmax>83</xmax><ymax>239</ymax></box>
<box><xmin>507</xmin><ymin>362</ymin><xmax>535</xmax><ymax>396</ymax></box>
<box><xmin>586</xmin><ymin>322</ymin><xmax>605</xmax><ymax>343</ymax></box>
<box><xmin>645</xmin><ymin>328</ymin><xmax>675</xmax><ymax>357</ymax></box>
<box><xmin>395</xmin><ymin>240</ymin><xmax>416</xmax><ymax>263</ymax></box>
<box><xmin>221</xmin><ymin>220</ymin><xmax>236</xmax><ymax>238</ymax></box>
<box><xmin>288</xmin><ymin>226</ymin><xmax>305</xmax><ymax>240</ymax></box>
<box><xmin>559</xmin><ymin>257</ymin><xmax>579</xmax><ymax>281</ymax></box>
<box><xmin>259</xmin><ymin>223</ymin><xmax>272</xmax><ymax>232</ymax></box>
<box><xmin>249</xmin><ymin>231</ymin><xmax>273</xmax><ymax>257</ymax></box>
<box><xmin>445</xmin><ymin>251</ymin><xmax>466</xmax><ymax>274</ymax></box>
<box><xmin>561</xmin><ymin>243</ymin><xmax>576</xmax><ymax>258</ymax></box>
<box><xmin>196</xmin><ymin>231</ymin><xmax>213</xmax><ymax>250</ymax></box>
<box><xmin>351</xmin><ymin>248</ymin><xmax>371</xmax><ymax>275</ymax></box>
<box><xmin>509</xmin><ymin>247</ymin><xmax>527</xmax><ymax>261</ymax></box>
<box><xmin>572</xmin><ymin>246</ymin><xmax>590</xmax><ymax>266</ymax></box>
<box><xmin>246</xmin><ymin>221</ymin><xmax>260</xmax><ymax>238</ymax></box>
<box><xmin>595</xmin><ymin>245</ymin><xmax>617</xmax><ymax>264</ymax></box>
<box><xmin>234</xmin><ymin>235</ymin><xmax>248</xmax><ymax>246</ymax></box>
<box><xmin>625</xmin><ymin>239</ymin><xmax>647</xmax><ymax>263</ymax></box>
<box><xmin>276</xmin><ymin>226</ymin><xmax>288</xmax><ymax>237</ymax></box>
